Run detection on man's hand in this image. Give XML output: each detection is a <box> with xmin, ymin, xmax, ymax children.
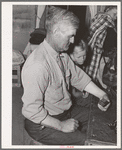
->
<box><xmin>41</xmin><ymin>115</ymin><xmax>79</xmax><ymax>133</ymax></box>
<box><xmin>98</xmin><ymin>94</ymin><xmax>110</xmax><ymax>111</ymax></box>
<box><xmin>60</xmin><ymin>118</ymin><xmax>79</xmax><ymax>133</ymax></box>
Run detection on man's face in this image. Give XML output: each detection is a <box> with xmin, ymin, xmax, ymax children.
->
<box><xmin>54</xmin><ymin>24</ymin><xmax>77</xmax><ymax>52</ymax></box>
<box><xmin>72</xmin><ymin>46</ymin><xmax>86</xmax><ymax>65</ymax></box>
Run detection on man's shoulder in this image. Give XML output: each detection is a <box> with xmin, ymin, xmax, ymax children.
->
<box><xmin>23</xmin><ymin>43</ymin><xmax>47</xmax><ymax>69</ymax></box>
<box><xmin>33</xmin><ymin>42</ymin><xmax>47</xmax><ymax>63</ymax></box>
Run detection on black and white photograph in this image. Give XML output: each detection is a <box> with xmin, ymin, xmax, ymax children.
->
<box><xmin>2</xmin><ymin>1</ymin><xmax>121</xmax><ymax>149</ymax></box>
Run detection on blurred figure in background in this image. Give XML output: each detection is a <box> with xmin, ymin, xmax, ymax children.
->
<box><xmin>86</xmin><ymin>5</ymin><xmax>117</xmax><ymax>89</ymax></box>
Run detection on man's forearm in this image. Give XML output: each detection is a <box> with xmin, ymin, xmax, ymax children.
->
<box><xmin>41</xmin><ymin>115</ymin><xmax>62</xmax><ymax>131</ymax></box>
<box><xmin>41</xmin><ymin>114</ymin><xmax>79</xmax><ymax>133</ymax></box>
<box><xmin>84</xmin><ymin>81</ymin><xmax>106</xmax><ymax>99</ymax></box>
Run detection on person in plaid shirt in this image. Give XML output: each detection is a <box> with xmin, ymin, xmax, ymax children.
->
<box><xmin>87</xmin><ymin>6</ymin><xmax>117</xmax><ymax>88</ymax></box>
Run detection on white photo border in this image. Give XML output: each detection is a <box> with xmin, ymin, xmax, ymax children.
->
<box><xmin>1</xmin><ymin>1</ymin><xmax>121</xmax><ymax>149</ymax></box>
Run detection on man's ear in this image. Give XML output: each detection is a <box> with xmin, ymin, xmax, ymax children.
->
<box><xmin>53</xmin><ymin>26</ymin><xmax>60</xmax><ymax>36</ymax></box>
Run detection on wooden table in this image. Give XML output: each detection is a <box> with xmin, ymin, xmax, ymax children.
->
<box><xmin>85</xmin><ymin>91</ymin><xmax>117</xmax><ymax>145</ymax></box>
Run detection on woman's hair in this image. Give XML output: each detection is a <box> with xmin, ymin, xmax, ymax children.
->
<box><xmin>45</xmin><ymin>6</ymin><xmax>79</xmax><ymax>33</ymax></box>
<box><xmin>104</xmin><ymin>5</ymin><xmax>117</xmax><ymax>12</ymax></box>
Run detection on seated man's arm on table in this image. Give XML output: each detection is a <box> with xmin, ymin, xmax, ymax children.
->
<box><xmin>84</xmin><ymin>81</ymin><xmax>106</xmax><ymax>99</ymax></box>
<box><xmin>84</xmin><ymin>81</ymin><xmax>110</xmax><ymax>111</ymax></box>
<box><xmin>68</xmin><ymin>56</ymin><xmax>110</xmax><ymax>109</ymax></box>
<box><xmin>22</xmin><ymin>63</ymin><xmax>78</xmax><ymax>133</ymax></box>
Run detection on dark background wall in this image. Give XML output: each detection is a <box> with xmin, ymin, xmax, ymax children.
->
<box><xmin>13</xmin><ymin>5</ymin><xmax>35</xmax><ymax>53</ymax></box>
<box><xmin>69</xmin><ymin>6</ymin><xmax>87</xmax><ymax>38</ymax></box>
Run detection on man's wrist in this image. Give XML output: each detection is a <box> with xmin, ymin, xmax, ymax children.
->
<box><xmin>99</xmin><ymin>93</ymin><xmax>108</xmax><ymax>100</ymax></box>
<box><xmin>59</xmin><ymin>121</ymin><xmax>63</xmax><ymax>131</ymax></box>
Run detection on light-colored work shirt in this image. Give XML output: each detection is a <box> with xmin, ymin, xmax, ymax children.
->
<box><xmin>21</xmin><ymin>39</ymin><xmax>91</xmax><ymax>124</ymax></box>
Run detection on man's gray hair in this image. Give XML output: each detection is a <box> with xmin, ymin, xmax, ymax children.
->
<box><xmin>45</xmin><ymin>6</ymin><xmax>79</xmax><ymax>33</ymax></box>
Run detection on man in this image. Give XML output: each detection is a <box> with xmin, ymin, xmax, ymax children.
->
<box><xmin>21</xmin><ymin>6</ymin><xmax>110</xmax><ymax>145</ymax></box>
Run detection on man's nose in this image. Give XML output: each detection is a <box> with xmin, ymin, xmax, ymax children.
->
<box><xmin>70</xmin><ymin>37</ymin><xmax>74</xmax><ymax>43</ymax></box>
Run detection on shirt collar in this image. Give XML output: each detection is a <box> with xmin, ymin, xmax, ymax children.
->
<box><xmin>43</xmin><ymin>39</ymin><xmax>64</xmax><ymax>60</ymax></box>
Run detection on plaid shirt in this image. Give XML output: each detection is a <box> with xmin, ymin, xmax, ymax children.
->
<box><xmin>87</xmin><ymin>13</ymin><xmax>116</xmax><ymax>80</ymax></box>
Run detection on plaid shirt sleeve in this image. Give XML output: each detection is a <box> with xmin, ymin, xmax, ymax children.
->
<box><xmin>87</xmin><ymin>48</ymin><xmax>101</xmax><ymax>80</ymax></box>
<box><xmin>87</xmin><ymin>14</ymin><xmax>115</xmax><ymax>80</ymax></box>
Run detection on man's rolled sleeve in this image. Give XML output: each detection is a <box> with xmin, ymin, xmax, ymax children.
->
<box><xmin>22</xmin><ymin>63</ymin><xmax>49</xmax><ymax>124</ymax></box>
<box><xmin>68</xmin><ymin>57</ymin><xmax>91</xmax><ymax>91</ymax></box>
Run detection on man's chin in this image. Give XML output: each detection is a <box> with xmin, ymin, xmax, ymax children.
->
<box><xmin>63</xmin><ymin>46</ymin><xmax>69</xmax><ymax>51</ymax></box>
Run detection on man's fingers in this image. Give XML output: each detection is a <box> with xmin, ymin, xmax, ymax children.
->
<box><xmin>75</xmin><ymin>123</ymin><xmax>79</xmax><ymax>128</ymax></box>
<box><xmin>67</xmin><ymin>119</ymin><xmax>79</xmax><ymax>132</ymax></box>
<box><xmin>71</xmin><ymin>118</ymin><xmax>78</xmax><ymax>123</ymax></box>
<box><xmin>74</xmin><ymin>119</ymin><xmax>78</xmax><ymax>123</ymax></box>
<box><xmin>74</xmin><ymin>120</ymin><xmax>79</xmax><ymax>130</ymax></box>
